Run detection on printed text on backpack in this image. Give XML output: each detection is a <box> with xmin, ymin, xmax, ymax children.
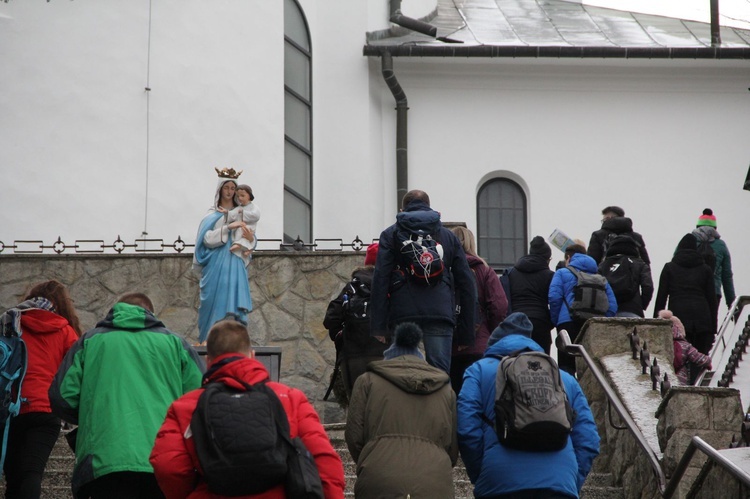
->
<box><xmin>489</xmin><ymin>351</ymin><xmax>575</xmax><ymax>452</ymax></box>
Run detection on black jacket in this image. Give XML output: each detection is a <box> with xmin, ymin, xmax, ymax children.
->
<box><xmin>369</xmin><ymin>201</ymin><xmax>476</xmax><ymax>345</ymax></box>
<box><xmin>508</xmin><ymin>254</ymin><xmax>554</xmax><ymax>323</ymax></box>
<box><xmin>598</xmin><ymin>237</ymin><xmax>654</xmax><ymax>317</ymax></box>
<box><xmin>653</xmin><ymin>249</ymin><xmax>717</xmax><ymax>341</ymax></box>
<box><xmin>588</xmin><ymin>217</ymin><xmax>650</xmax><ymax>265</ymax></box>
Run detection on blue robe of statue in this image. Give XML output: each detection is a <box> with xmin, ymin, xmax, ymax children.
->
<box><xmin>194</xmin><ymin>210</ymin><xmax>253</xmax><ymax>342</ymax></box>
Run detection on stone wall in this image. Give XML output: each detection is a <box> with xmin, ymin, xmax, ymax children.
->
<box><xmin>656</xmin><ymin>388</ymin><xmax>743</xmax><ymax>498</ymax></box>
<box><xmin>0</xmin><ymin>252</ymin><xmax>364</xmax><ymax>422</ymax></box>
<box><xmin>577</xmin><ymin>318</ymin><xmax>745</xmax><ymax>499</ymax></box>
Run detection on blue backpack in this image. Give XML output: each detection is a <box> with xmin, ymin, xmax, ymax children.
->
<box><xmin>0</xmin><ymin>311</ymin><xmax>29</xmax><ymax>470</ymax></box>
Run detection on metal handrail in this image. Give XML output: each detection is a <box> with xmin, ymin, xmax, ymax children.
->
<box><xmin>558</xmin><ymin>329</ymin><xmax>667</xmax><ymax>493</ymax></box>
<box><xmin>695</xmin><ymin>295</ymin><xmax>750</xmax><ymax>387</ymax></box>
<box><xmin>663</xmin><ymin>436</ymin><xmax>750</xmax><ymax>498</ymax></box>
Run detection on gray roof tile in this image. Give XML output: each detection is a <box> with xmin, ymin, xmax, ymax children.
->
<box><xmin>365</xmin><ymin>0</ymin><xmax>750</xmax><ymax>58</ymax></box>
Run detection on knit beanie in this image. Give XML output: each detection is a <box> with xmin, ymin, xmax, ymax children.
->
<box><xmin>658</xmin><ymin>310</ymin><xmax>686</xmax><ymax>340</ymax></box>
<box><xmin>696</xmin><ymin>208</ymin><xmax>717</xmax><ymax>228</ymax></box>
<box><xmin>529</xmin><ymin>236</ymin><xmax>552</xmax><ymax>260</ymax></box>
<box><xmin>487</xmin><ymin>312</ymin><xmax>533</xmax><ymax>346</ymax></box>
<box><xmin>383</xmin><ymin>322</ymin><xmax>424</xmax><ymax>360</ymax></box>
<box><xmin>364</xmin><ymin>242</ymin><xmax>379</xmax><ymax>266</ymax></box>
<box><xmin>676</xmin><ymin>233</ymin><xmax>698</xmax><ymax>251</ymax></box>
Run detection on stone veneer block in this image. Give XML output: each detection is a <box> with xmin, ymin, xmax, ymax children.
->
<box><xmin>576</xmin><ymin>318</ymin><xmax>674</xmax><ymax>378</ymax></box>
<box><xmin>656</xmin><ymin>387</ymin><xmax>743</xmax><ymax>478</ymax></box>
<box><xmin>0</xmin><ymin>252</ymin><xmax>365</xmax><ymax>423</ymax></box>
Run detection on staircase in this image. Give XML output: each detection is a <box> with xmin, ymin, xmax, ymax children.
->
<box><xmin>0</xmin><ymin>431</ymin><xmax>77</xmax><ymax>499</ymax></box>
<box><xmin>5</xmin><ymin>427</ymin><xmax>624</xmax><ymax>498</ymax></box>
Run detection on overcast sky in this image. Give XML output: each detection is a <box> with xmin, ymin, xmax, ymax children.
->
<box><xmin>586</xmin><ymin>0</ymin><xmax>750</xmax><ymax>29</ymax></box>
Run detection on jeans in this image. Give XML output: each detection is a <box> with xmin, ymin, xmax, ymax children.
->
<box><xmin>3</xmin><ymin>412</ymin><xmax>61</xmax><ymax>499</ymax></box>
<box><xmin>419</xmin><ymin>321</ymin><xmax>454</xmax><ymax>374</ymax></box>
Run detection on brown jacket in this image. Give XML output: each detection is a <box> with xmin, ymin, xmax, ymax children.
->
<box><xmin>345</xmin><ymin>356</ymin><xmax>458</xmax><ymax>499</ymax></box>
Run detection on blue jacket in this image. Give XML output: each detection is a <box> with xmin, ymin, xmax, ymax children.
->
<box><xmin>370</xmin><ymin>201</ymin><xmax>476</xmax><ymax>345</ymax></box>
<box><xmin>457</xmin><ymin>335</ymin><xmax>600</xmax><ymax>498</ymax></box>
<box><xmin>549</xmin><ymin>253</ymin><xmax>618</xmax><ymax>326</ymax></box>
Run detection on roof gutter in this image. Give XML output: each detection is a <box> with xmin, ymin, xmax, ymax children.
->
<box><xmin>381</xmin><ymin>51</ymin><xmax>409</xmax><ymax>213</ymax></box>
<box><xmin>363</xmin><ymin>44</ymin><xmax>750</xmax><ymax>59</ymax></box>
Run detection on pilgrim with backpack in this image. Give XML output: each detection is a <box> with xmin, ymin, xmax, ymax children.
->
<box><xmin>598</xmin><ymin>235</ymin><xmax>654</xmax><ymax>318</ymax></box>
<box><xmin>456</xmin><ymin>312</ymin><xmax>600</xmax><ymax>498</ymax></box>
<box><xmin>549</xmin><ymin>244</ymin><xmax>617</xmax><ymax>375</ymax></box>
<box><xmin>150</xmin><ymin>319</ymin><xmax>345</xmax><ymax>499</ymax></box>
<box><xmin>323</xmin><ymin>243</ymin><xmax>387</xmax><ymax>406</ymax></box>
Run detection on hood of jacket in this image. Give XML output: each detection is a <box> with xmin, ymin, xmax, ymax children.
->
<box><xmin>485</xmin><ymin>334</ymin><xmax>543</xmax><ymax>358</ymax></box>
<box><xmin>514</xmin><ymin>254</ymin><xmax>551</xmax><ymax>273</ymax></box>
<box><xmin>367</xmin><ymin>356</ymin><xmax>450</xmax><ymax>395</ymax></box>
<box><xmin>395</xmin><ymin>201</ymin><xmax>442</xmax><ymax>235</ymax></box>
<box><xmin>604</xmin><ymin>235</ymin><xmax>641</xmax><ymax>258</ymax></box>
<box><xmin>20</xmin><ymin>309</ymin><xmax>71</xmax><ymax>335</ymax></box>
<box><xmin>96</xmin><ymin>302</ymin><xmax>166</xmax><ymax>331</ymax></box>
<box><xmin>692</xmin><ymin>226</ymin><xmax>721</xmax><ymax>243</ymax></box>
<box><xmin>467</xmin><ymin>254</ymin><xmax>487</xmax><ymax>270</ymax></box>
<box><xmin>568</xmin><ymin>253</ymin><xmax>598</xmax><ymax>273</ymax></box>
<box><xmin>601</xmin><ymin>216</ymin><xmax>634</xmax><ymax>234</ymax></box>
<box><xmin>204</xmin><ymin>353</ymin><xmax>270</xmax><ymax>389</ymax></box>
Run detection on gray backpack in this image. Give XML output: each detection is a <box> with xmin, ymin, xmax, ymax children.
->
<box><xmin>488</xmin><ymin>350</ymin><xmax>576</xmax><ymax>452</ymax></box>
<box><xmin>565</xmin><ymin>266</ymin><xmax>609</xmax><ymax>321</ymax></box>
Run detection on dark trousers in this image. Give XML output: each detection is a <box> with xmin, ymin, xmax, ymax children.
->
<box><xmin>556</xmin><ymin>321</ymin><xmax>582</xmax><ymax>376</ymax></box>
<box><xmin>3</xmin><ymin>412</ymin><xmax>61</xmax><ymax>499</ymax></box>
<box><xmin>529</xmin><ymin>317</ymin><xmax>553</xmax><ymax>355</ymax></box>
<box><xmin>79</xmin><ymin>472</ymin><xmax>165</xmax><ymax>499</ymax></box>
<box><xmin>450</xmin><ymin>353</ymin><xmax>483</xmax><ymax>394</ymax></box>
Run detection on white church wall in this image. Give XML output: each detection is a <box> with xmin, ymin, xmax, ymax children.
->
<box><xmin>385</xmin><ymin>57</ymin><xmax>750</xmax><ymax>317</ymax></box>
<box><xmin>0</xmin><ymin>1</ymin><xmax>285</xmax><ymax>245</ymax></box>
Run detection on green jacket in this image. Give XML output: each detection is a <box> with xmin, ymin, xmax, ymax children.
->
<box><xmin>693</xmin><ymin>227</ymin><xmax>736</xmax><ymax>305</ymax></box>
<box><xmin>49</xmin><ymin>303</ymin><xmax>204</xmax><ymax>497</ymax></box>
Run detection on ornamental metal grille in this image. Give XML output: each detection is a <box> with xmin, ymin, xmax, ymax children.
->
<box><xmin>0</xmin><ymin>236</ymin><xmax>374</xmax><ymax>255</ymax></box>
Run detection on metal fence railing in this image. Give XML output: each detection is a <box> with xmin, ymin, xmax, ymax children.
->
<box><xmin>0</xmin><ymin>236</ymin><xmax>374</xmax><ymax>255</ymax></box>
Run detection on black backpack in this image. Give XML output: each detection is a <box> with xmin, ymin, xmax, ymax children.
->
<box><xmin>485</xmin><ymin>351</ymin><xmax>576</xmax><ymax>452</ymax></box>
<box><xmin>564</xmin><ymin>266</ymin><xmax>610</xmax><ymax>321</ymax></box>
<box><xmin>599</xmin><ymin>255</ymin><xmax>638</xmax><ymax>303</ymax></box>
<box><xmin>341</xmin><ymin>277</ymin><xmax>371</xmax><ymax>342</ymax></box>
<box><xmin>697</xmin><ymin>239</ymin><xmax>716</xmax><ymax>273</ymax></box>
<box><xmin>192</xmin><ymin>378</ymin><xmax>291</xmax><ymax>496</ymax></box>
<box><xmin>191</xmin><ymin>363</ymin><xmax>323</xmax><ymax>498</ymax></box>
<box><xmin>395</xmin><ymin>227</ymin><xmax>445</xmax><ymax>285</ymax></box>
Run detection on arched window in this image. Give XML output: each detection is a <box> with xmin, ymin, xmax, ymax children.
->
<box><xmin>284</xmin><ymin>0</ymin><xmax>312</xmax><ymax>244</ymax></box>
<box><xmin>477</xmin><ymin>178</ymin><xmax>527</xmax><ymax>269</ymax></box>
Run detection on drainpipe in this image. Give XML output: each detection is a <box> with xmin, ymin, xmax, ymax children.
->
<box><xmin>381</xmin><ymin>51</ymin><xmax>408</xmax><ymax>213</ymax></box>
<box><xmin>710</xmin><ymin>0</ymin><xmax>721</xmax><ymax>47</ymax></box>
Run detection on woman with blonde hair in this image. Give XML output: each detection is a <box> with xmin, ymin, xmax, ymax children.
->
<box><xmin>449</xmin><ymin>226</ymin><xmax>508</xmax><ymax>393</ymax></box>
<box><xmin>2</xmin><ymin>280</ymin><xmax>80</xmax><ymax>499</ymax></box>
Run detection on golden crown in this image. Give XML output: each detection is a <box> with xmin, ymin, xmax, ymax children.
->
<box><xmin>215</xmin><ymin>167</ymin><xmax>243</xmax><ymax>179</ymax></box>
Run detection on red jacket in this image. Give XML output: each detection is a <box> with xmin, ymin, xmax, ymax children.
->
<box><xmin>150</xmin><ymin>353</ymin><xmax>345</xmax><ymax>499</ymax></box>
<box><xmin>20</xmin><ymin>309</ymin><xmax>78</xmax><ymax>414</ymax></box>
